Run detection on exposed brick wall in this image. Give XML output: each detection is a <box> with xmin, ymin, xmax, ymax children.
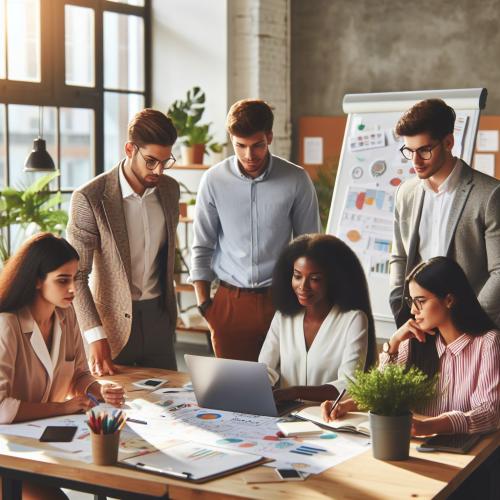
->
<box><xmin>228</xmin><ymin>0</ymin><xmax>291</xmax><ymax>159</ymax></box>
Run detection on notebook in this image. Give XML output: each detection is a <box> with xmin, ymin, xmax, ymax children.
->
<box><xmin>294</xmin><ymin>406</ymin><xmax>370</xmax><ymax>437</ymax></box>
<box><xmin>120</xmin><ymin>441</ymin><xmax>265</xmax><ymax>483</ymax></box>
<box><xmin>418</xmin><ymin>433</ymin><xmax>481</xmax><ymax>454</ymax></box>
<box><xmin>277</xmin><ymin>420</ymin><xmax>323</xmax><ymax>437</ymax></box>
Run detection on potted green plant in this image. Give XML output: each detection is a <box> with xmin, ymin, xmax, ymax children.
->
<box><xmin>0</xmin><ymin>171</ymin><xmax>68</xmax><ymax>265</ymax></box>
<box><xmin>347</xmin><ymin>364</ymin><xmax>437</xmax><ymax>460</ymax></box>
<box><xmin>168</xmin><ymin>86</ymin><xmax>213</xmax><ymax>165</ymax></box>
<box><xmin>208</xmin><ymin>141</ymin><xmax>227</xmax><ymax>165</ymax></box>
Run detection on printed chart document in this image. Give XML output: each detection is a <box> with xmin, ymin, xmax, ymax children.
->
<box><xmin>294</xmin><ymin>407</ymin><xmax>370</xmax><ymax>437</ymax></box>
<box><xmin>120</xmin><ymin>441</ymin><xmax>265</xmax><ymax>483</ymax></box>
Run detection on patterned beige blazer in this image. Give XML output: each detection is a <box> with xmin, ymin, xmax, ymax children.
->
<box><xmin>390</xmin><ymin>160</ymin><xmax>500</xmax><ymax>327</ymax></box>
<box><xmin>67</xmin><ymin>162</ymin><xmax>180</xmax><ymax>358</ymax></box>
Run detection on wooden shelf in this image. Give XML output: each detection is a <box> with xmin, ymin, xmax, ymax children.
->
<box><xmin>176</xmin><ymin>324</ymin><xmax>210</xmax><ymax>334</ymax></box>
<box><xmin>175</xmin><ymin>283</ymin><xmax>194</xmax><ymax>292</ymax></box>
<box><xmin>172</xmin><ymin>164</ymin><xmax>210</xmax><ymax>170</ymax></box>
<box><xmin>176</xmin><ymin>318</ymin><xmax>209</xmax><ymax>334</ymax></box>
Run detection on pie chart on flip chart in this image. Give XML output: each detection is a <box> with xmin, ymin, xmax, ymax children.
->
<box><xmin>346</xmin><ymin>230</ymin><xmax>362</xmax><ymax>243</ymax></box>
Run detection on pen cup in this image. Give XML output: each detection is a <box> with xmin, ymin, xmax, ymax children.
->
<box><xmin>91</xmin><ymin>431</ymin><xmax>121</xmax><ymax>466</ymax></box>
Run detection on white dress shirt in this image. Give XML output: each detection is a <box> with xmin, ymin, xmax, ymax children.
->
<box><xmin>84</xmin><ymin>165</ymin><xmax>167</xmax><ymax>344</ymax></box>
<box><xmin>419</xmin><ymin>159</ymin><xmax>461</xmax><ymax>261</ymax></box>
<box><xmin>258</xmin><ymin>306</ymin><xmax>368</xmax><ymax>392</ymax></box>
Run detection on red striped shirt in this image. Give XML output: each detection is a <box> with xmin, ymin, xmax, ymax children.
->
<box><xmin>379</xmin><ymin>330</ymin><xmax>500</xmax><ymax>434</ymax></box>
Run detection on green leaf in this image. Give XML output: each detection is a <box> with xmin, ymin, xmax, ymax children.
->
<box><xmin>167</xmin><ymin>86</ymin><xmax>212</xmax><ymax>146</ymax></box>
<box><xmin>0</xmin><ymin>171</ymin><xmax>68</xmax><ymax>262</ymax></box>
<box><xmin>22</xmin><ymin>171</ymin><xmax>60</xmax><ymax>196</ymax></box>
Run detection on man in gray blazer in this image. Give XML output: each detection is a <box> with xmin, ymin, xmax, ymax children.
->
<box><xmin>67</xmin><ymin>109</ymin><xmax>180</xmax><ymax>376</ymax></box>
<box><xmin>390</xmin><ymin>99</ymin><xmax>500</xmax><ymax>327</ymax></box>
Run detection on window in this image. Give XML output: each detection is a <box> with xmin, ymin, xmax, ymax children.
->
<box><xmin>0</xmin><ymin>0</ymin><xmax>150</xmax><ymax>253</ymax></box>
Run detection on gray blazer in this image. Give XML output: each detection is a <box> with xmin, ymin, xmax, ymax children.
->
<box><xmin>389</xmin><ymin>160</ymin><xmax>500</xmax><ymax>327</ymax></box>
<box><xmin>67</xmin><ymin>162</ymin><xmax>180</xmax><ymax>358</ymax></box>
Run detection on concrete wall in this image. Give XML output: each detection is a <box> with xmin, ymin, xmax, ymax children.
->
<box><xmin>228</xmin><ymin>0</ymin><xmax>291</xmax><ymax>157</ymax></box>
<box><xmin>151</xmin><ymin>0</ymin><xmax>228</xmax><ymax>150</ymax></box>
<box><xmin>291</xmin><ymin>0</ymin><xmax>500</xmax><ymax>130</ymax></box>
<box><xmin>152</xmin><ymin>0</ymin><xmax>291</xmax><ymax>159</ymax></box>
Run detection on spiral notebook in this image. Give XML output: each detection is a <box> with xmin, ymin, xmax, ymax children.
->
<box><xmin>294</xmin><ymin>406</ymin><xmax>370</xmax><ymax>437</ymax></box>
<box><xmin>120</xmin><ymin>441</ymin><xmax>266</xmax><ymax>483</ymax></box>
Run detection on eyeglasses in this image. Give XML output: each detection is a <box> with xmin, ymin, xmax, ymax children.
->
<box><xmin>133</xmin><ymin>144</ymin><xmax>176</xmax><ymax>170</ymax></box>
<box><xmin>399</xmin><ymin>142</ymin><xmax>440</xmax><ymax>161</ymax></box>
<box><xmin>404</xmin><ymin>296</ymin><xmax>427</xmax><ymax>311</ymax></box>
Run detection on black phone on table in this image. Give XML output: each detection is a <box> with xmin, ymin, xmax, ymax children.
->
<box><xmin>39</xmin><ymin>426</ymin><xmax>78</xmax><ymax>442</ymax></box>
<box><xmin>275</xmin><ymin>468</ymin><xmax>304</xmax><ymax>480</ymax></box>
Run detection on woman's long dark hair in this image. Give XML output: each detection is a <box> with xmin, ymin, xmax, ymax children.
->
<box><xmin>272</xmin><ymin>234</ymin><xmax>376</xmax><ymax>369</ymax></box>
<box><xmin>0</xmin><ymin>232</ymin><xmax>79</xmax><ymax>312</ymax></box>
<box><xmin>405</xmin><ymin>256</ymin><xmax>497</xmax><ymax>377</ymax></box>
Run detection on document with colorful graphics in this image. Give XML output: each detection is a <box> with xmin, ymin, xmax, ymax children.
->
<box><xmin>120</xmin><ymin>440</ymin><xmax>265</xmax><ymax>482</ymax></box>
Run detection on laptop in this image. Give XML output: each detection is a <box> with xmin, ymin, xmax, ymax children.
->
<box><xmin>184</xmin><ymin>354</ymin><xmax>302</xmax><ymax>417</ymax></box>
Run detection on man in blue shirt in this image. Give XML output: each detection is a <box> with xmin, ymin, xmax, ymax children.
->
<box><xmin>190</xmin><ymin>99</ymin><xmax>320</xmax><ymax>361</ymax></box>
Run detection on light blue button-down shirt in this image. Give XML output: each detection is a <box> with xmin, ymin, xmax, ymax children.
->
<box><xmin>190</xmin><ymin>154</ymin><xmax>321</xmax><ymax>287</ymax></box>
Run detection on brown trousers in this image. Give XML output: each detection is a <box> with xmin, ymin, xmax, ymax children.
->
<box><xmin>204</xmin><ymin>285</ymin><xmax>275</xmax><ymax>361</ymax></box>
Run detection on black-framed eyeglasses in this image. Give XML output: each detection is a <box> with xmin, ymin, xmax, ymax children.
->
<box><xmin>404</xmin><ymin>296</ymin><xmax>427</xmax><ymax>311</ymax></box>
<box><xmin>399</xmin><ymin>142</ymin><xmax>440</xmax><ymax>161</ymax></box>
<box><xmin>133</xmin><ymin>143</ymin><xmax>176</xmax><ymax>170</ymax></box>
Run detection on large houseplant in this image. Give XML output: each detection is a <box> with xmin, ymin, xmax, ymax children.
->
<box><xmin>0</xmin><ymin>171</ymin><xmax>68</xmax><ymax>264</ymax></box>
<box><xmin>168</xmin><ymin>86</ymin><xmax>213</xmax><ymax>165</ymax></box>
<box><xmin>347</xmin><ymin>364</ymin><xmax>437</xmax><ymax>460</ymax></box>
<box><xmin>312</xmin><ymin>161</ymin><xmax>338</xmax><ymax>231</ymax></box>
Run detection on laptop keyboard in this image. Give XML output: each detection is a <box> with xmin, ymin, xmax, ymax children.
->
<box><xmin>276</xmin><ymin>399</ymin><xmax>303</xmax><ymax>416</ymax></box>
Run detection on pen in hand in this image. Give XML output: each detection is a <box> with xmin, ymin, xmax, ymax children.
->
<box><xmin>86</xmin><ymin>392</ymin><xmax>100</xmax><ymax>406</ymax></box>
<box><xmin>329</xmin><ymin>388</ymin><xmax>347</xmax><ymax>419</ymax></box>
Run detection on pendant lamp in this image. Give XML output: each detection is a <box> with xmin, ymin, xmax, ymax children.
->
<box><xmin>24</xmin><ymin>106</ymin><xmax>56</xmax><ymax>172</ymax></box>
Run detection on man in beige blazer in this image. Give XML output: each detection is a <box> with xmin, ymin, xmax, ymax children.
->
<box><xmin>67</xmin><ymin>109</ymin><xmax>180</xmax><ymax>375</ymax></box>
<box><xmin>390</xmin><ymin>99</ymin><xmax>500</xmax><ymax>328</ymax></box>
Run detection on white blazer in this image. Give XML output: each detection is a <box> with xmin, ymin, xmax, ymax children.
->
<box><xmin>258</xmin><ymin>305</ymin><xmax>368</xmax><ymax>392</ymax></box>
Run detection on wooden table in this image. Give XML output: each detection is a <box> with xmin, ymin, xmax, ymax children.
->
<box><xmin>0</xmin><ymin>366</ymin><xmax>498</xmax><ymax>500</ymax></box>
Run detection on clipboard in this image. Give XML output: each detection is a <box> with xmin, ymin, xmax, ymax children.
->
<box><xmin>119</xmin><ymin>441</ymin><xmax>267</xmax><ymax>483</ymax></box>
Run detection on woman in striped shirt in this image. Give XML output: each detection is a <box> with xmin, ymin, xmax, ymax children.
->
<box><xmin>322</xmin><ymin>256</ymin><xmax>500</xmax><ymax>436</ymax></box>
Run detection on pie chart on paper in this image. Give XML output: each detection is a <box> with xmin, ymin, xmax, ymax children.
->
<box><xmin>196</xmin><ymin>412</ymin><xmax>222</xmax><ymax>420</ymax></box>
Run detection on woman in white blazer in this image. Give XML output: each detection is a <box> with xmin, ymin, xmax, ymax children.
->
<box><xmin>258</xmin><ymin>234</ymin><xmax>376</xmax><ymax>403</ymax></box>
<box><xmin>0</xmin><ymin>233</ymin><xmax>124</xmax><ymax>500</ymax></box>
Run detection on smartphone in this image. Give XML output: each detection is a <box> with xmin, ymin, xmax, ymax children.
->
<box><xmin>39</xmin><ymin>426</ymin><xmax>78</xmax><ymax>442</ymax></box>
<box><xmin>132</xmin><ymin>378</ymin><xmax>168</xmax><ymax>390</ymax></box>
<box><xmin>417</xmin><ymin>434</ymin><xmax>481</xmax><ymax>454</ymax></box>
<box><xmin>275</xmin><ymin>468</ymin><xmax>304</xmax><ymax>481</ymax></box>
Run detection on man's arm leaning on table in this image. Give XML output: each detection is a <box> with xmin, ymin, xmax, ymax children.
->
<box><xmin>67</xmin><ymin>189</ymin><xmax>116</xmax><ymax>376</ymax></box>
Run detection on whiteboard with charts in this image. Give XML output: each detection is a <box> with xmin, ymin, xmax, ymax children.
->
<box><xmin>326</xmin><ymin>88</ymin><xmax>487</xmax><ymax>337</ymax></box>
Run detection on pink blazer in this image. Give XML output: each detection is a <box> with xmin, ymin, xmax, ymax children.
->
<box><xmin>0</xmin><ymin>306</ymin><xmax>95</xmax><ymax>423</ymax></box>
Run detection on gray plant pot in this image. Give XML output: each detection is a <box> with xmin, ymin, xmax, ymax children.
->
<box><xmin>369</xmin><ymin>411</ymin><xmax>412</xmax><ymax>460</ymax></box>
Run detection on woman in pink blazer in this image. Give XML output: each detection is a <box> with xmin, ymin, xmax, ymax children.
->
<box><xmin>0</xmin><ymin>233</ymin><xmax>124</xmax><ymax>500</ymax></box>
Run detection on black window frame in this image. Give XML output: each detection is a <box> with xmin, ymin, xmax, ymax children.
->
<box><xmin>0</xmin><ymin>0</ymin><xmax>151</xmax><ymax>190</ymax></box>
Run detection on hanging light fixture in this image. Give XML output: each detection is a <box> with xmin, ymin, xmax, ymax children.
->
<box><xmin>24</xmin><ymin>106</ymin><xmax>56</xmax><ymax>172</ymax></box>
